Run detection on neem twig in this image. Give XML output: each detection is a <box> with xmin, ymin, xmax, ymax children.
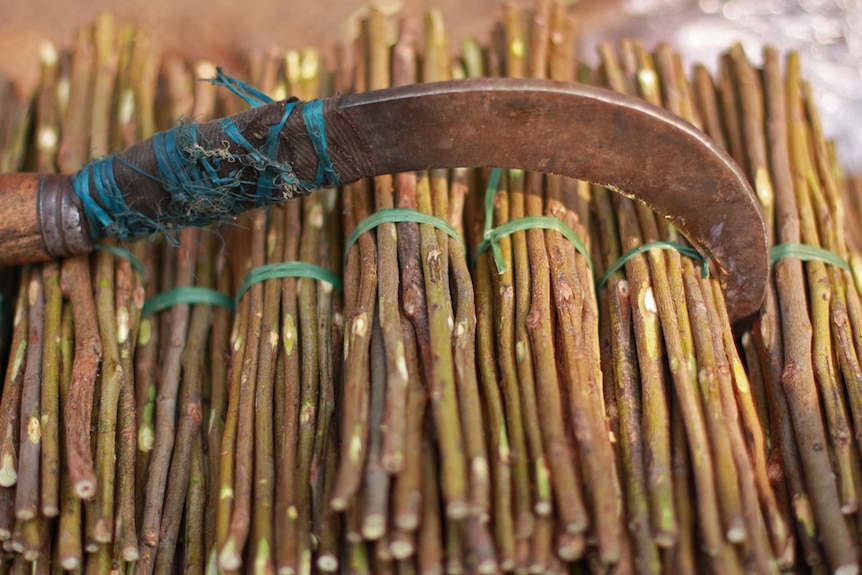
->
<box><xmin>61</xmin><ymin>255</ymin><xmax>102</xmax><ymax>501</ymax></box>
<box><xmin>0</xmin><ymin>271</ymin><xmax>29</xmax><ymax>489</ymax></box>
<box><xmin>15</xmin><ymin>271</ymin><xmax>44</xmax><ymax>521</ymax></box>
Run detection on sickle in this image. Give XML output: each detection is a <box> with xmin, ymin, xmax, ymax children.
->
<box><xmin>0</xmin><ymin>78</ymin><xmax>766</xmax><ymax>321</ymax></box>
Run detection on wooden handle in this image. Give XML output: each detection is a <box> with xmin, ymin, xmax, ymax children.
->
<box><xmin>0</xmin><ymin>174</ymin><xmax>46</xmax><ymax>266</ymax></box>
<box><xmin>0</xmin><ymin>173</ymin><xmax>93</xmax><ymax>267</ymax></box>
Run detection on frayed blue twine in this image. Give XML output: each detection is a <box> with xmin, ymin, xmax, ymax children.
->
<box><xmin>209</xmin><ymin>67</ymin><xmax>273</xmax><ymax>108</ymax></box>
<box><xmin>72</xmin><ymin>67</ymin><xmax>340</xmax><ymax>241</ymax></box>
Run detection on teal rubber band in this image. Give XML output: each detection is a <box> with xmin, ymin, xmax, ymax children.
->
<box><xmin>235</xmin><ymin>262</ymin><xmax>343</xmax><ymax>304</ymax></box>
<box><xmin>482</xmin><ymin>168</ymin><xmax>504</xmax><ymax>238</ymax></box>
<box><xmin>770</xmin><ymin>242</ymin><xmax>850</xmax><ymax>272</ymax></box>
<box><xmin>344</xmin><ymin>208</ymin><xmax>466</xmax><ymax>266</ymax></box>
<box><xmin>141</xmin><ymin>287</ymin><xmax>235</xmax><ymax>317</ymax></box>
<box><xmin>473</xmin><ymin>215</ymin><xmax>592</xmax><ymax>275</ymax></box>
<box><xmin>477</xmin><ymin>168</ymin><xmax>590</xmax><ymax>275</ymax></box>
<box><xmin>95</xmin><ymin>243</ymin><xmax>146</xmax><ymax>276</ymax></box>
<box><xmin>596</xmin><ymin>241</ymin><xmax>709</xmax><ymax>292</ymax></box>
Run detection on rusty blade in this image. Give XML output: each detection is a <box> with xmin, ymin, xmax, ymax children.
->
<box><xmin>328</xmin><ymin>78</ymin><xmax>766</xmax><ymax>322</ymax></box>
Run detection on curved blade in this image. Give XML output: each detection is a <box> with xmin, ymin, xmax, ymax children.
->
<box><xmin>328</xmin><ymin>78</ymin><xmax>767</xmax><ymax>322</ymax></box>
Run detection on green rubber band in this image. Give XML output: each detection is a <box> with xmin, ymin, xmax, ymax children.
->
<box><xmin>850</xmin><ymin>254</ymin><xmax>862</xmax><ymax>296</ymax></box>
<box><xmin>141</xmin><ymin>287</ymin><xmax>235</xmax><ymax>317</ymax></box>
<box><xmin>95</xmin><ymin>243</ymin><xmax>146</xmax><ymax>276</ymax></box>
<box><xmin>770</xmin><ymin>242</ymin><xmax>850</xmax><ymax>272</ymax></box>
<box><xmin>235</xmin><ymin>261</ymin><xmax>343</xmax><ymax>304</ymax></box>
<box><xmin>482</xmin><ymin>168</ymin><xmax>504</xmax><ymax>238</ymax></box>
<box><xmin>344</xmin><ymin>208</ymin><xmax>466</xmax><ymax>266</ymax></box>
<box><xmin>476</xmin><ymin>168</ymin><xmax>591</xmax><ymax>275</ymax></box>
<box><xmin>474</xmin><ymin>216</ymin><xmax>593</xmax><ymax>275</ymax></box>
<box><xmin>596</xmin><ymin>241</ymin><xmax>709</xmax><ymax>292</ymax></box>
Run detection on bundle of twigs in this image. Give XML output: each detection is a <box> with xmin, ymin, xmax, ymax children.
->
<box><xmin>591</xmin><ymin>39</ymin><xmax>789</xmax><ymax>575</ymax></box>
<box><xmin>208</xmin><ymin>48</ymin><xmax>346</xmax><ymax>575</ymax></box>
<box><xmin>469</xmin><ymin>5</ymin><xmax>619</xmax><ymax>571</ymax></box>
<box><xmin>1</xmin><ymin>3</ymin><xmax>862</xmax><ymax>574</ymax></box>
<box><xmin>730</xmin><ymin>44</ymin><xmax>862</xmax><ymax>574</ymax></box>
<box><xmin>338</xmin><ymin>11</ymin><xmax>508</xmax><ymax>573</ymax></box>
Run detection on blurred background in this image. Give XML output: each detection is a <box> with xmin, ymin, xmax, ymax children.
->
<box><xmin>2</xmin><ymin>0</ymin><xmax>860</xmax><ymax>167</ymax></box>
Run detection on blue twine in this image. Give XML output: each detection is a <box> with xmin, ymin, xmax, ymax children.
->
<box><xmin>72</xmin><ymin>163</ymin><xmax>111</xmax><ymax>234</ymax></box>
<box><xmin>71</xmin><ymin>68</ymin><xmax>340</xmax><ymax>241</ymax></box>
<box><xmin>260</xmin><ymin>101</ymin><xmax>298</xmax><ymax>195</ymax></box>
<box><xmin>208</xmin><ymin>71</ymin><xmax>340</xmax><ymax>190</ymax></box>
<box><xmin>208</xmin><ymin>67</ymin><xmax>273</xmax><ymax>108</ymax></box>
<box><xmin>302</xmin><ymin>99</ymin><xmax>340</xmax><ymax>188</ymax></box>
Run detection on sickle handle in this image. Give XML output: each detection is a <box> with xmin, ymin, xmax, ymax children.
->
<box><xmin>0</xmin><ymin>173</ymin><xmax>93</xmax><ymax>267</ymax></box>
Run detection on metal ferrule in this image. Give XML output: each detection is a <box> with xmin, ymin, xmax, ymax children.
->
<box><xmin>38</xmin><ymin>174</ymin><xmax>94</xmax><ymax>259</ymax></box>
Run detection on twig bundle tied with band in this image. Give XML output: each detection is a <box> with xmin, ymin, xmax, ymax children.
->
<box><xmin>72</xmin><ymin>68</ymin><xmax>341</xmax><ymax>242</ymax></box>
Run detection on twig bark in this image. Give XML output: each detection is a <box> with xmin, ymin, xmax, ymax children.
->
<box><xmin>14</xmin><ymin>272</ymin><xmax>43</xmax><ymax>521</ymax></box>
<box><xmin>61</xmin><ymin>255</ymin><xmax>102</xmax><ymax>501</ymax></box>
<box><xmin>0</xmin><ymin>270</ymin><xmax>29</xmax><ymax>488</ymax></box>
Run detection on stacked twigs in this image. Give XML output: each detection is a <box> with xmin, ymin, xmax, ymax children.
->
<box><xmin>1</xmin><ymin>2</ymin><xmax>862</xmax><ymax>574</ymax></box>
<box><xmin>329</xmin><ymin>10</ymin><xmax>495</xmax><ymax>573</ymax></box>
<box><xmin>207</xmin><ymin>48</ymin><xmax>345</xmax><ymax>575</ymax></box>
<box><xmin>757</xmin><ymin>47</ymin><xmax>862</xmax><ymax>573</ymax></box>
<box><xmin>0</xmin><ymin>58</ymin><xmax>29</xmax><ymax>404</ymax></box>
<box><xmin>478</xmin><ymin>3</ymin><xmax>624</xmax><ymax>571</ymax></box>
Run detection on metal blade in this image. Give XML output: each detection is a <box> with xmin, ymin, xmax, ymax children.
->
<box><xmin>327</xmin><ymin>78</ymin><xmax>767</xmax><ymax>321</ymax></box>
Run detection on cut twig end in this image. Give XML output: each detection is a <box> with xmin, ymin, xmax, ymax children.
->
<box><xmin>390</xmin><ymin>540</ymin><xmax>414</xmax><ymax>560</ymax></box>
<box><xmin>93</xmin><ymin>519</ymin><xmax>112</xmax><ymax>543</ymax></box>
<box><xmin>41</xmin><ymin>504</ymin><xmax>60</xmax><ymax>517</ymax></box>
<box><xmin>74</xmin><ymin>480</ymin><xmax>96</xmax><ymax>500</ymax></box>
<box><xmin>0</xmin><ymin>454</ymin><xmax>18</xmax><ymax>486</ymax></box>
<box><xmin>556</xmin><ymin>532</ymin><xmax>586</xmax><ymax>562</ymax></box>
<box><xmin>316</xmin><ymin>554</ymin><xmax>339</xmax><ymax>572</ymax></box>
<box><xmin>726</xmin><ymin>524</ymin><xmax>746</xmax><ymax>544</ymax></box>
<box><xmin>330</xmin><ymin>497</ymin><xmax>347</xmax><ymax>512</ymax></box>
<box><xmin>445</xmin><ymin>500</ymin><xmax>469</xmax><ymax>520</ymax></box>
<box><xmin>219</xmin><ymin>537</ymin><xmax>243</xmax><ymax>572</ymax></box>
<box><xmin>14</xmin><ymin>507</ymin><xmax>36</xmax><ymax>521</ymax></box>
<box><xmin>534</xmin><ymin>501</ymin><xmax>552</xmax><ymax>516</ymax></box>
<box><xmin>394</xmin><ymin>512</ymin><xmax>419</xmax><ymax>532</ymax></box>
<box><xmin>653</xmin><ymin>530</ymin><xmax>677</xmax><ymax>549</ymax></box>
<box><xmin>121</xmin><ymin>545</ymin><xmax>140</xmax><ymax>562</ymax></box>
<box><xmin>23</xmin><ymin>548</ymin><xmax>40</xmax><ymax>562</ymax></box>
<box><xmin>361</xmin><ymin>514</ymin><xmax>386</xmax><ymax>540</ymax></box>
